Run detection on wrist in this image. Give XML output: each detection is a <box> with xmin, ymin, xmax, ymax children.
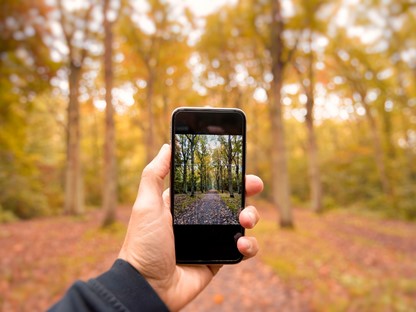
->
<box><xmin>95</xmin><ymin>259</ymin><xmax>169</xmax><ymax>311</ymax></box>
<box><xmin>118</xmin><ymin>253</ymin><xmax>176</xmax><ymax>311</ymax></box>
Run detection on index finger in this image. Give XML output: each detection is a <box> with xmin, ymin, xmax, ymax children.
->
<box><xmin>245</xmin><ymin>175</ymin><xmax>263</xmax><ymax>197</ymax></box>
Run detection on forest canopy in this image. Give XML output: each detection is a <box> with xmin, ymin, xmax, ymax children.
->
<box><xmin>0</xmin><ymin>0</ymin><xmax>415</xmax><ymax>223</ymax></box>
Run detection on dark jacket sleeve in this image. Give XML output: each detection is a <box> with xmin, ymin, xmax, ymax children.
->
<box><xmin>48</xmin><ymin>259</ymin><xmax>169</xmax><ymax>312</ymax></box>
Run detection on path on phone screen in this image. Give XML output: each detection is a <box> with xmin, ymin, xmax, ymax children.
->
<box><xmin>175</xmin><ymin>190</ymin><xmax>239</xmax><ymax>225</ymax></box>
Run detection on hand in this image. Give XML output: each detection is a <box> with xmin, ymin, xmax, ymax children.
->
<box><xmin>118</xmin><ymin>144</ymin><xmax>263</xmax><ymax>311</ymax></box>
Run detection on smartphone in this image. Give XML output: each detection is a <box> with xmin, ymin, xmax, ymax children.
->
<box><xmin>170</xmin><ymin>107</ymin><xmax>246</xmax><ymax>264</ymax></box>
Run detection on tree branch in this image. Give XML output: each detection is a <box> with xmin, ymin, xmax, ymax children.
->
<box><xmin>79</xmin><ymin>0</ymin><xmax>96</xmax><ymax>65</ymax></box>
<box><xmin>56</xmin><ymin>0</ymin><xmax>73</xmax><ymax>58</ymax></box>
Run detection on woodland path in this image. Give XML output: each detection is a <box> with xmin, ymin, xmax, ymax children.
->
<box><xmin>183</xmin><ymin>256</ymin><xmax>308</xmax><ymax>312</ymax></box>
<box><xmin>175</xmin><ymin>190</ymin><xmax>238</xmax><ymax>225</ymax></box>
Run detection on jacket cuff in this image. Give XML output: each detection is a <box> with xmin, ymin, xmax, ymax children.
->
<box><xmin>91</xmin><ymin>259</ymin><xmax>169</xmax><ymax>312</ymax></box>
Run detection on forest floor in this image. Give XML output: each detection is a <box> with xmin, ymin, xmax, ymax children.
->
<box><xmin>1</xmin><ymin>200</ymin><xmax>415</xmax><ymax>312</ymax></box>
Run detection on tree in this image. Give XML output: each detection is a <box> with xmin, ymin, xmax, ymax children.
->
<box><xmin>177</xmin><ymin>135</ymin><xmax>190</xmax><ymax>194</ymax></box>
<box><xmin>219</xmin><ymin>135</ymin><xmax>242</xmax><ymax>198</ymax></box>
<box><xmin>292</xmin><ymin>0</ymin><xmax>328</xmax><ymax>213</ymax></box>
<box><xmin>226</xmin><ymin>135</ymin><xmax>235</xmax><ymax>198</ymax></box>
<box><xmin>232</xmin><ymin>136</ymin><xmax>243</xmax><ymax>194</ymax></box>
<box><xmin>195</xmin><ymin>136</ymin><xmax>210</xmax><ymax>192</ymax></box>
<box><xmin>185</xmin><ymin>134</ymin><xmax>197</xmax><ymax>197</ymax></box>
<box><xmin>118</xmin><ymin>0</ymin><xmax>191</xmax><ymax>163</ymax></box>
<box><xmin>268</xmin><ymin>0</ymin><xmax>296</xmax><ymax>227</ymax></box>
<box><xmin>197</xmin><ymin>4</ymin><xmax>252</xmax><ymax>109</ymax></box>
<box><xmin>0</xmin><ymin>0</ymin><xmax>59</xmax><ymax>219</ymax></box>
<box><xmin>102</xmin><ymin>0</ymin><xmax>121</xmax><ymax>227</ymax></box>
<box><xmin>333</xmin><ymin>44</ymin><xmax>393</xmax><ymax>199</ymax></box>
<box><xmin>198</xmin><ymin>0</ymin><xmax>297</xmax><ymax>225</ymax></box>
<box><xmin>212</xmin><ymin>148</ymin><xmax>224</xmax><ymax>192</ymax></box>
<box><xmin>56</xmin><ymin>0</ymin><xmax>97</xmax><ymax>215</ymax></box>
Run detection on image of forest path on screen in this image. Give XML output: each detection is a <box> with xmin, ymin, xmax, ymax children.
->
<box><xmin>175</xmin><ymin>189</ymin><xmax>238</xmax><ymax>224</ymax></box>
<box><xmin>174</xmin><ymin>134</ymin><xmax>243</xmax><ymax>225</ymax></box>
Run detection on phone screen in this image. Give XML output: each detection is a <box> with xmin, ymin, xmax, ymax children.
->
<box><xmin>171</xmin><ymin>108</ymin><xmax>246</xmax><ymax>264</ymax></box>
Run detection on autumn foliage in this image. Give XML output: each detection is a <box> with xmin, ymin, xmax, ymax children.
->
<box><xmin>1</xmin><ymin>0</ymin><xmax>416</xmax><ymax>310</ymax></box>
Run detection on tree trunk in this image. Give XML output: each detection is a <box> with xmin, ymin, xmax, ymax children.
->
<box><xmin>180</xmin><ymin>137</ymin><xmax>188</xmax><ymax>194</ymax></box>
<box><xmin>190</xmin><ymin>136</ymin><xmax>195</xmax><ymax>197</ymax></box>
<box><xmin>182</xmin><ymin>159</ymin><xmax>188</xmax><ymax>193</ymax></box>
<box><xmin>227</xmin><ymin>135</ymin><xmax>234</xmax><ymax>198</ymax></box>
<box><xmin>362</xmin><ymin>99</ymin><xmax>392</xmax><ymax>198</ymax></box>
<box><xmin>399</xmin><ymin>110</ymin><xmax>416</xmax><ymax>179</ymax></box>
<box><xmin>305</xmin><ymin>97</ymin><xmax>323</xmax><ymax>213</ymax></box>
<box><xmin>102</xmin><ymin>0</ymin><xmax>117</xmax><ymax>227</ymax></box>
<box><xmin>146</xmin><ymin>71</ymin><xmax>155</xmax><ymax>164</ymax></box>
<box><xmin>235</xmin><ymin>153</ymin><xmax>240</xmax><ymax>194</ymax></box>
<box><xmin>305</xmin><ymin>42</ymin><xmax>323</xmax><ymax>213</ymax></box>
<box><xmin>64</xmin><ymin>62</ymin><xmax>83</xmax><ymax>215</ymax></box>
<box><xmin>270</xmin><ymin>0</ymin><xmax>293</xmax><ymax>227</ymax></box>
<box><xmin>199</xmin><ymin>164</ymin><xmax>203</xmax><ymax>192</ymax></box>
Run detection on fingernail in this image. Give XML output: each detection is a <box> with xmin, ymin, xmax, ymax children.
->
<box><xmin>241</xmin><ymin>238</ymin><xmax>251</xmax><ymax>253</ymax></box>
<box><xmin>247</xmin><ymin>211</ymin><xmax>255</xmax><ymax>228</ymax></box>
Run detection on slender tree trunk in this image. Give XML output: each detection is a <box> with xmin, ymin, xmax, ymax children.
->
<box><xmin>270</xmin><ymin>0</ymin><xmax>293</xmax><ymax>227</ymax></box>
<box><xmin>235</xmin><ymin>153</ymin><xmax>240</xmax><ymax>194</ymax></box>
<box><xmin>200</xmin><ymin>164</ymin><xmax>203</xmax><ymax>192</ymax></box>
<box><xmin>219</xmin><ymin>165</ymin><xmax>223</xmax><ymax>192</ymax></box>
<box><xmin>146</xmin><ymin>71</ymin><xmax>155</xmax><ymax>164</ymax></box>
<box><xmin>102</xmin><ymin>0</ymin><xmax>117</xmax><ymax>227</ymax></box>
<box><xmin>182</xmin><ymin>159</ymin><xmax>187</xmax><ymax>193</ymax></box>
<box><xmin>305</xmin><ymin>97</ymin><xmax>323</xmax><ymax>213</ymax></box>
<box><xmin>58</xmin><ymin>0</ymin><xmax>95</xmax><ymax>216</ymax></box>
<box><xmin>305</xmin><ymin>42</ymin><xmax>323</xmax><ymax>213</ymax></box>
<box><xmin>399</xmin><ymin>110</ymin><xmax>416</xmax><ymax>179</ymax></box>
<box><xmin>361</xmin><ymin>99</ymin><xmax>392</xmax><ymax>197</ymax></box>
<box><xmin>64</xmin><ymin>62</ymin><xmax>83</xmax><ymax>215</ymax></box>
<box><xmin>381</xmin><ymin>104</ymin><xmax>395</xmax><ymax>159</ymax></box>
<box><xmin>180</xmin><ymin>138</ymin><xmax>188</xmax><ymax>194</ymax></box>
<box><xmin>227</xmin><ymin>135</ymin><xmax>234</xmax><ymax>198</ymax></box>
<box><xmin>251</xmin><ymin>103</ymin><xmax>261</xmax><ymax>176</ymax></box>
<box><xmin>190</xmin><ymin>137</ymin><xmax>195</xmax><ymax>197</ymax></box>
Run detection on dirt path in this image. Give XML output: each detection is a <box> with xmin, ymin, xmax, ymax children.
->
<box><xmin>183</xmin><ymin>257</ymin><xmax>308</xmax><ymax>312</ymax></box>
<box><xmin>175</xmin><ymin>190</ymin><xmax>238</xmax><ymax>224</ymax></box>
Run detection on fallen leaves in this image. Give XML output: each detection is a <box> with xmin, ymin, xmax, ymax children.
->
<box><xmin>1</xmin><ymin>201</ymin><xmax>415</xmax><ymax>311</ymax></box>
<box><xmin>0</xmin><ymin>209</ymin><xmax>127</xmax><ymax>311</ymax></box>
<box><xmin>253</xmin><ymin>199</ymin><xmax>416</xmax><ymax>311</ymax></box>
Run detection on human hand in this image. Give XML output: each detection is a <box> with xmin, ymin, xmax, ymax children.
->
<box><xmin>118</xmin><ymin>144</ymin><xmax>263</xmax><ymax>311</ymax></box>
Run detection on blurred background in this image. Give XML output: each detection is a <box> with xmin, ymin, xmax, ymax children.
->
<box><xmin>0</xmin><ymin>0</ymin><xmax>415</xmax><ymax>311</ymax></box>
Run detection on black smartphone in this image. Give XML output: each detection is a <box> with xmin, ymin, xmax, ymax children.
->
<box><xmin>170</xmin><ymin>107</ymin><xmax>246</xmax><ymax>264</ymax></box>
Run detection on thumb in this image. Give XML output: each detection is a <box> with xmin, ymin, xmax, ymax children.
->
<box><xmin>137</xmin><ymin>144</ymin><xmax>171</xmax><ymax>199</ymax></box>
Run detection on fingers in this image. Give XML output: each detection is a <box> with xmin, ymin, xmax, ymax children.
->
<box><xmin>245</xmin><ymin>175</ymin><xmax>263</xmax><ymax>197</ymax></box>
<box><xmin>138</xmin><ymin>144</ymin><xmax>171</xmax><ymax>197</ymax></box>
<box><xmin>237</xmin><ymin>236</ymin><xmax>259</xmax><ymax>259</ymax></box>
<box><xmin>239</xmin><ymin>205</ymin><xmax>260</xmax><ymax>229</ymax></box>
<box><xmin>238</xmin><ymin>206</ymin><xmax>260</xmax><ymax>259</ymax></box>
<box><xmin>238</xmin><ymin>205</ymin><xmax>260</xmax><ymax>259</ymax></box>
